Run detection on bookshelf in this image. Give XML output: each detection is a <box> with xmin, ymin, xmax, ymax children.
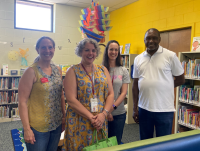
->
<box><xmin>175</xmin><ymin>51</ymin><xmax>200</xmax><ymax>133</ymax></box>
<box><xmin>121</xmin><ymin>54</ymin><xmax>138</xmax><ymax>124</ymax></box>
<box><xmin>0</xmin><ymin>75</ymin><xmax>21</xmax><ymax>123</ymax></box>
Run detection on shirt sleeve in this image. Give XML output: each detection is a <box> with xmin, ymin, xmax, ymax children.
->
<box><xmin>122</xmin><ymin>67</ymin><xmax>131</xmax><ymax>84</ymax></box>
<box><xmin>171</xmin><ymin>54</ymin><xmax>184</xmax><ymax>76</ymax></box>
<box><xmin>132</xmin><ymin>57</ymin><xmax>139</xmax><ymax>78</ymax></box>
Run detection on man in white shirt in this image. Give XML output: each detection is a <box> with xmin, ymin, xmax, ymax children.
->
<box><xmin>132</xmin><ymin>28</ymin><xmax>185</xmax><ymax>140</ymax></box>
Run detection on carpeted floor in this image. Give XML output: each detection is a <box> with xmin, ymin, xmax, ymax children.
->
<box><xmin>0</xmin><ymin>120</ymin><xmax>140</xmax><ymax>151</ymax></box>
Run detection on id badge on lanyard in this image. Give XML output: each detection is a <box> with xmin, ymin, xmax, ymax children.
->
<box><xmin>90</xmin><ymin>98</ymin><xmax>98</xmax><ymax>112</ymax></box>
<box><xmin>81</xmin><ymin>63</ymin><xmax>98</xmax><ymax>112</ymax></box>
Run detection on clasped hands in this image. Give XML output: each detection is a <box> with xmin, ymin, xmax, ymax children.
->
<box><xmin>90</xmin><ymin>112</ymin><xmax>106</xmax><ymax>131</ymax></box>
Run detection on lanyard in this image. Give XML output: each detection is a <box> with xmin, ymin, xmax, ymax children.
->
<box><xmin>81</xmin><ymin>63</ymin><xmax>95</xmax><ymax>96</ymax></box>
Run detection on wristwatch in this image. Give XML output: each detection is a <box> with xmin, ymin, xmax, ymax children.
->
<box><xmin>113</xmin><ymin>104</ymin><xmax>117</xmax><ymax>110</ymax></box>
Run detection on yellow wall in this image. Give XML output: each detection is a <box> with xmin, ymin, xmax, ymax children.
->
<box><xmin>110</xmin><ymin>0</ymin><xmax>200</xmax><ymax>54</ymax></box>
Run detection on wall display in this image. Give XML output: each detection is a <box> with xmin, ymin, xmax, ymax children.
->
<box><xmin>78</xmin><ymin>0</ymin><xmax>112</xmax><ymax>43</ymax></box>
<box><xmin>19</xmin><ymin>48</ymin><xmax>29</xmax><ymax>67</ymax></box>
<box><xmin>124</xmin><ymin>43</ymin><xmax>131</xmax><ymax>54</ymax></box>
<box><xmin>8</xmin><ymin>51</ymin><xmax>19</xmax><ymax>61</ymax></box>
<box><xmin>192</xmin><ymin>37</ymin><xmax>200</xmax><ymax>51</ymax></box>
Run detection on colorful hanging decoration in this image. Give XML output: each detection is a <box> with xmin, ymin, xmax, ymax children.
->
<box><xmin>8</xmin><ymin>50</ymin><xmax>19</xmax><ymax>61</ymax></box>
<box><xmin>19</xmin><ymin>48</ymin><xmax>29</xmax><ymax>66</ymax></box>
<box><xmin>78</xmin><ymin>0</ymin><xmax>112</xmax><ymax>43</ymax></box>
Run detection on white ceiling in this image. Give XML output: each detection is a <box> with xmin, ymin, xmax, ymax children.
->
<box><xmin>32</xmin><ymin>0</ymin><xmax>138</xmax><ymax>11</ymax></box>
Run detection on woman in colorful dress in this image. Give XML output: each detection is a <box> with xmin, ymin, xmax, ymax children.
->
<box><xmin>18</xmin><ymin>36</ymin><xmax>65</xmax><ymax>151</ymax></box>
<box><xmin>62</xmin><ymin>38</ymin><xmax>114</xmax><ymax>151</ymax></box>
<box><xmin>102</xmin><ymin>40</ymin><xmax>130</xmax><ymax>144</ymax></box>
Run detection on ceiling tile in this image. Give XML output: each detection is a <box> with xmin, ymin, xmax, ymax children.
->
<box><xmin>111</xmin><ymin>0</ymin><xmax>138</xmax><ymax>9</ymax></box>
<box><xmin>108</xmin><ymin>7</ymin><xmax>116</xmax><ymax>12</ymax></box>
<box><xmin>65</xmin><ymin>1</ymin><xmax>89</xmax><ymax>8</ymax></box>
<box><xmin>70</xmin><ymin>0</ymin><xmax>92</xmax><ymax>3</ymax></box>
<box><xmin>96</xmin><ymin>0</ymin><xmax>125</xmax><ymax>7</ymax></box>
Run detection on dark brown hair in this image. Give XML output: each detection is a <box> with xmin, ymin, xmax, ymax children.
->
<box><xmin>102</xmin><ymin>40</ymin><xmax>122</xmax><ymax>71</ymax></box>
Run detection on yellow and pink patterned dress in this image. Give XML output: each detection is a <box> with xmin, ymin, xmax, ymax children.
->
<box><xmin>62</xmin><ymin>64</ymin><xmax>108</xmax><ymax>151</ymax></box>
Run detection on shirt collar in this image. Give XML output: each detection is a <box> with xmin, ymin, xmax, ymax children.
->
<box><xmin>143</xmin><ymin>45</ymin><xmax>163</xmax><ymax>56</ymax></box>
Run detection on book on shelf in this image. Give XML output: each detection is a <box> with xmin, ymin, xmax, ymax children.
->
<box><xmin>181</xmin><ymin>60</ymin><xmax>200</xmax><ymax>78</ymax></box>
<box><xmin>0</xmin><ymin>106</ymin><xmax>9</xmax><ymax>118</ymax></box>
<box><xmin>61</xmin><ymin>65</ymin><xmax>71</xmax><ymax>75</ymax></box>
<box><xmin>121</xmin><ymin>56</ymin><xmax>129</xmax><ymax>68</ymax></box>
<box><xmin>120</xmin><ymin>46</ymin><xmax>123</xmax><ymax>54</ymax></box>
<box><xmin>191</xmin><ymin>37</ymin><xmax>200</xmax><ymax>51</ymax></box>
<box><xmin>124</xmin><ymin>43</ymin><xmax>130</xmax><ymax>54</ymax></box>
<box><xmin>178</xmin><ymin>104</ymin><xmax>200</xmax><ymax>129</ymax></box>
<box><xmin>2</xmin><ymin>64</ymin><xmax>8</xmax><ymax>76</ymax></box>
<box><xmin>20</xmin><ymin>68</ymin><xmax>26</xmax><ymax>76</ymax></box>
<box><xmin>11</xmin><ymin>77</ymin><xmax>20</xmax><ymax>89</ymax></box>
<box><xmin>179</xmin><ymin>85</ymin><xmax>200</xmax><ymax>105</ymax></box>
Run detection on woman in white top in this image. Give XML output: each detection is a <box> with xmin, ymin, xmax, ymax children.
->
<box><xmin>102</xmin><ymin>40</ymin><xmax>130</xmax><ymax>144</ymax></box>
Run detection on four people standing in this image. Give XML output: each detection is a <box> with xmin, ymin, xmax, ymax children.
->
<box><xmin>18</xmin><ymin>28</ymin><xmax>185</xmax><ymax>151</ymax></box>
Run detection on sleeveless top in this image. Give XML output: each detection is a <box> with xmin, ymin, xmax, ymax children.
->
<box><xmin>62</xmin><ymin>64</ymin><xmax>109</xmax><ymax>151</ymax></box>
<box><xmin>27</xmin><ymin>62</ymin><xmax>63</xmax><ymax>132</ymax></box>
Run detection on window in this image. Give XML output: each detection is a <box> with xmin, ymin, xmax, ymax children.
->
<box><xmin>15</xmin><ymin>0</ymin><xmax>53</xmax><ymax>32</ymax></box>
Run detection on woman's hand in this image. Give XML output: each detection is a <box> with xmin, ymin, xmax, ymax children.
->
<box><xmin>62</xmin><ymin>117</ymin><xmax>66</xmax><ymax>132</ymax></box>
<box><xmin>107</xmin><ymin>114</ymin><xmax>114</xmax><ymax>121</ymax></box>
<box><xmin>24</xmin><ymin>129</ymin><xmax>36</xmax><ymax>144</ymax></box>
<box><xmin>93</xmin><ymin>113</ymin><xmax>106</xmax><ymax>131</ymax></box>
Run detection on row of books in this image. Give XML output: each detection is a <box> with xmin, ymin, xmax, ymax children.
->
<box><xmin>0</xmin><ymin>78</ymin><xmax>9</xmax><ymax>89</ymax></box>
<box><xmin>179</xmin><ymin>85</ymin><xmax>200</xmax><ymax>105</ymax></box>
<box><xmin>181</xmin><ymin>59</ymin><xmax>200</xmax><ymax>78</ymax></box>
<box><xmin>0</xmin><ymin>77</ymin><xmax>20</xmax><ymax>90</ymax></box>
<box><xmin>0</xmin><ymin>91</ymin><xmax>18</xmax><ymax>105</ymax></box>
<box><xmin>178</xmin><ymin>105</ymin><xmax>200</xmax><ymax>129</ymax></box>
<box><xmin>11</xmin><ymin>78</ymin><xmax>20</xmax><ymax>89</ymax></box>
<box><xmin>0</xmin><ymin>106</ymin><xmax>9</xmax><ymax>118</ymax></box>
<box><xmin>11</xmin><ymin>107</ymin><xmax>19</xmax><ymax>118</ymax></box>
<box><xmin>121</xmin><ymin>56</ymin><xmax>129</xmax><ymax>68</ymax></box>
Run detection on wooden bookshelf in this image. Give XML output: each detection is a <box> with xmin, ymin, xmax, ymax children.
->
<box><xmin>175</xmin><ymin>51</ymin><xmax>200</xmax><ymax>133</ymax></box>
<box><xmin>121</xmin><ymin>54</ymin><xmax>138</xmax><ymax>124</ymax></box>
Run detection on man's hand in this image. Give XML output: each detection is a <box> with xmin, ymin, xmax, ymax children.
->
<box><xmin>24</xmin><ymin>129</ymin><xmax>36</xmax><ymax>144</ymax></box>
<box><xmin>133</xmin><ymin>109</ymin><xmax>139</xmax><ymax>124</ymax></box>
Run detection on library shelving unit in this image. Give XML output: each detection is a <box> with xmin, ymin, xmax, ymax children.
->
<box><xmin>0</xmin><ymin>75</ymin><xmax>21</xmax><ymax>123</ymax></box>
<box><xmin>121</xmin><ymin>54</ymin><xmax>138</xmax><ymax>124</ymax></box>
<box><xmin>175</xmin><ymin>51</ymin><xmax>200</xmax><ymax>133</ymax></box>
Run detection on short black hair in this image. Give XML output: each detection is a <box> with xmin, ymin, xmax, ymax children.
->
<box><xmin>145</xmin><ymin>28</ymin><xmax>160</xmax><ymax>37</ymax></box>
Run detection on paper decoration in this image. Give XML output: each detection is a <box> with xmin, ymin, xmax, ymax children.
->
<box><xmin>78</xmin><ymin>1</ymin><xmax>112</xmax><ymax>43</ymax></box>
<box><xmin>2</xmin><ymin>64</ymin><xmax>8</xmax><ymax>75</ymax></box>
<box><xmin>8</xmin><ymin>50</ymin><xmax>19</xmax><ymax>61</ymax></box>
<box><xmin>124</xmin><ymin>43</ymin><xmax>131</xmax><ymax>54</ymax></box>
<box><xmin>19</xmin><ymin>48</ymin><xmax>29</xmax><ymax>66</ymax></box>
<box><xmin>192</xmin><ymin>37</ymin><xmax>200</xmax><ymax>51</ymax></box>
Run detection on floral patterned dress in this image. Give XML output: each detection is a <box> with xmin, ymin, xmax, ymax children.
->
<box><xmin>62</xmin><ymin>64</ymin><xmax>109</xmax><ymax>151</ymax></box>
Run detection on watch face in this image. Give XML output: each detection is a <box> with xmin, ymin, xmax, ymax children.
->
<box><xmin>114</xmin><ymin>106</ymin><xmax>117</xmax><ymax>109</ymax></box>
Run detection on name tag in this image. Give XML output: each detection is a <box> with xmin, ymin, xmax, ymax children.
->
<box><xmin>40</xmin><ymin>77</ymin><xmax>49</xmax><ymax>83</ymax></box>
<box><xmin>90</xmin><ymin>98</ymin><xmax>98</xmax><ymax>112</ymax></box>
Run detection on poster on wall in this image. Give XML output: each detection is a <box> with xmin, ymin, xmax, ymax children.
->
<box><xmin>191</xmin><ymin>37</ymin><xmax>200</xmax><ymax>51</ymax></box>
